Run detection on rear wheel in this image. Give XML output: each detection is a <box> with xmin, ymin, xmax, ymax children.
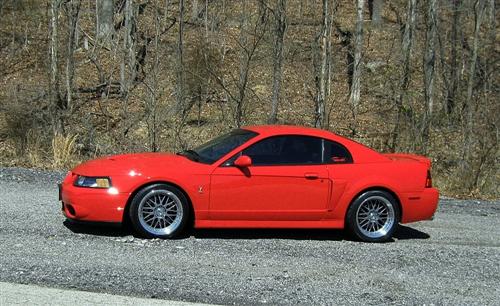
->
<box><xmin>346</xmin><ymin>190</ymin><xmax>400</xmax><ymax>242</ymax></box>
<box><xmin>129</xmin><ymin>184</ymin><xmax>189</xmax><ymax>238</ymax></box>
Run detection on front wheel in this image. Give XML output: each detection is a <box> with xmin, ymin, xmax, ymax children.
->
<box><xmin>129</xmin><ymin>184</ymin><xmax>189</xmax><ymax>238</ymax></box>
<box><xmin>346</xmin><ymin>190</ymin><xmax>400</xmax><ymax>242</ymax></box>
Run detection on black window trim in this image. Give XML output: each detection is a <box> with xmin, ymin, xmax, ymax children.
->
<box><xmin>221</xmin><ymin>134</ymin><xmax>354</xmax><ymax>167</ymax></box>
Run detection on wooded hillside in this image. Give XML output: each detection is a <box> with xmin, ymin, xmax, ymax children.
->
<box><xmin>0</xmin><ymin>0</ymin><xmax>498</xmax><ymax>197</ymax></box>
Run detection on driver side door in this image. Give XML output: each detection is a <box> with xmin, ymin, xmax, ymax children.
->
<box><xmin>209</xmin><ymin>135</ymin><xmax>331</xmax><ymax>221</ymax></box>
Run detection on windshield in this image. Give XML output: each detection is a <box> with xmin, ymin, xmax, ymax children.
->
<box><xmin>178</xmin><ymin>129</ymin><xmax>257</xmax><ymax>164</ymax></box>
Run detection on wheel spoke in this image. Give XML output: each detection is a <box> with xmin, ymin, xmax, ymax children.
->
<box><xmin>359</xmin><ymin>219</ymin><xmax>370</xmax><ymax>229</ymax></box>
<box><xmin>142</xmin><ymin>211</ymin><xmax>154</xmax><ymax>217</ymax></box>
<box><xmin>137</xmin><ymin>189</ymin><xmax>184</xmax><ymax>236</ymax></box>
<box><xmin>356</xmin><ymin>195</ymin><xmax>396</xmax><ymax>239</ymax></box>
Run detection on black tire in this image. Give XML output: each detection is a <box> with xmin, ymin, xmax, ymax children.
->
<box><xmin>129</xmin><ymin>184</ymin><xmax>190</xmax><ymax>238</ymax></box>
<box><xmin>346</xmin><ymin>190</ymin><xmax>400</xmax><ymax>243</ymax></box>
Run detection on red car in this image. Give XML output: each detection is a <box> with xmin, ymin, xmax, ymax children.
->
<box><xmin>59</xmin><ymin>125</ymin><xmax>438</xmax><ymax>242</ymax></box>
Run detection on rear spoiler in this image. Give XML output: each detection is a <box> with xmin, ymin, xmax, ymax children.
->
<box><xmin>383</xmin><ymin>153</ymin><xmax>432</xmax><ymax>168</ymax></box>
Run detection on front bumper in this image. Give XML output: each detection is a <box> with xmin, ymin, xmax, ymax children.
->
<box><xmin>59</xmin><ymin>182</ymin><xmax>129</xmax><ymax>223</ymax></box>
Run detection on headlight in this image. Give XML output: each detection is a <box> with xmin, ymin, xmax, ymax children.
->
<box><xmin>74</xmin><ymin>176</ymin><xmax>111</xmax><ymax>188</ymax></box>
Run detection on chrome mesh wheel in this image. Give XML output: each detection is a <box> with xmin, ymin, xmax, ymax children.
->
<box><xmin>355</xmin><ymin>195</ymin><xmax>395</xmax><ymax>239</ymax></box>
<box><xmin>138</xmin><ymin>189</ymin><xmax>184</xmax><ymax>236</ymax></box>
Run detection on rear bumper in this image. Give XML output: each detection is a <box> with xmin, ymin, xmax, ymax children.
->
<box><xmin>401</xmin><ymin>188</ymin><xmax>439</xmax><ymax>223</ymax></box>
<box><xmin>60</xmin><ymin>182</ymin><xmax>128</xmax><ymax>223</ymax></box>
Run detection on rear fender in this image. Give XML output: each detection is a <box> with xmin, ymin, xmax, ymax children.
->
<box><xmin>329</xmin><ymin>175</ymin><xmax>403</xmax><ymax>221</ymax></box>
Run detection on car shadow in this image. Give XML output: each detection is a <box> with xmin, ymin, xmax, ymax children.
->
<box><xmin>394</xmin><ymin>225</ymin><xmax>430</xmax><ymax>240</ymax></box>
<box><xmin>63</xmin><ymin>219</ymin><xmax>131</xmax><ymax>237</ymax></box>
<box><xmin>63</xmin><ymin>220</ymin><xmax>430</xmax><ymax>241</ymax></box>
<box><xmin>190</xmin><ymin>228</ymin><xmax>345</xmax><ymax>241</ymax></box>
<box><xmin>191</xmin><ymin>225</ymin><xmax>430</xmax><ymax>241</ymax></box>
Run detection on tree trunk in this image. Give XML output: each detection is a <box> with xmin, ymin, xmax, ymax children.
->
<box><xmin>175</xmin><ymin>0</ymin><xmax>185</xmax><ymax>114</ymax></box>
<box><xmin>146</xmin><ymin>7</ymin><xmax>161</xmax><ymax>152</ymax></box>
<box><xmin>120</xmin><ymin>0</ymin><xmax>137</xmax><ymax>97</ymax></box>
<box><xmin>391</xmin><ymin>0</ymin><xmax>416</xmax><ymax>151</ymax></box>
<box><xmin>445</xmin><ymin>0</ymin><xmax>462</xmax><ymax>115</ymax></box>
<box><xmin>192</xmin><ymin>0</ymin><xmax>198</xmax><ymax>21</ymax></box>
<box><xmin>349</xmin><ymin>0</ymin><xmax>364</xmax><ymax>111</ymax></box>
<box><xmin>421</xmin><ymin>0</ymin><xmax>437</xmax><ymax>152</ymax></box>
<box><xmin>268</xmin><ymin>0</ymin><xmax>287</xmax><ymax>124</ymax></box>
<box><xmin>423</xmin><ymin>0</ymin><xmax>437</xmax><ymax>115</ymax></box>
<box><xmin>369</xmin><ymin>0</ymin><xmax>384</xmax><ymax>26</ymax></box>
<box><xmin>236</xmin><ymin>0</ymin><xmax>249</xmax><ymax>127</ymax></box>
<box><xmin>463</xmin><ymin>0</ymin><xmax>486</xmax><ymax>166</ymax></box>
<box><xmin>205</xmin><ymin>0</ymin><xmax>208</xmax><ymax>37</ymax></box>
<box><xmin>313</xmin><ymin>0</ymin><xmax>333</xmax><ymax>128</ymax></box>
<box><xmin>65</xmin><ymin>0</ymin><xmax>81</xmax><ymax>112</ymax></box>
<box><xmin>96</xmin><ymin>0</ymin><xmax>114</xmax><ymax>44</ymax></box>
<box><xmin>49</xmin><ymin>0</ymin><xmax>62</xmax><ymax>133</ymax></box>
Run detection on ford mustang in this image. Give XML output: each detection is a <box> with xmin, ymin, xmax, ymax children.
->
<box><xmin>59</xmin><ymin>125</ymin><xmax>438</xmax><ymax>242</ymax></box>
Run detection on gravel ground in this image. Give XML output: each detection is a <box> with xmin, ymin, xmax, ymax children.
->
<box><xmin>0</xmin><ymin>167</ymin><xmax>499</xmax><ymax>305</ymax></box>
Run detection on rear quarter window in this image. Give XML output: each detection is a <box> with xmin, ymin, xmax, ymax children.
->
<box><xmin>323</xmin><ymin>140</ymin><xmax>353</xmax><ymax>164</ymax></box>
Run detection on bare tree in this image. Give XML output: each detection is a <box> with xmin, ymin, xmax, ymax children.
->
<box><xmin>175</xmin><ymin>0</ymin><xmax>185</xmax><ymax>114</ymax></box>
<box><xmin>120</xmin><ymin>0</ymin><xmax>137</xmax><ymax>97</ymax></box>
<box><xmin>445</xmin><ymin>0</ymin><xmax>462</xmax><ymax>115</ymax></box>
<box><xmin>204</xmin><ymin>0</ymin><xmax>209</xmax><ymax>37</ymax></box>
<box><xmin>144</xmin><ymin>7</ymin><xmax>162</xmax><ymax>152</ymax></box>
<box><xmin>96</xmin><ymin>0</ymin><xmax>114</xmax><ymax>44</ymax></box>
<box><xmin>204</xmin><ymin>0</ymin><xmax>268</xmax><ymax>127</ymax></box>
<box><xmin>49</xmin><ymin>0</ymin><xmax>63</xmax><ymax>132</ymax></box>
<box><xmin>421</xmin><ymin>0</ymin><xmax>437</xmax><ymax>151</ymax></box>
<box><xmin>235</xmin><ymin>0</ymin><xmax>252</xmax><ymax>127</ymax></box>
<box><xmin>313</xmin><ymin>0</ymin><xmax>334</xmax><ymax>128</ymax></box>
<box><xmin>391</xmin><ymin>0</ymin><xmax>416</xmax><ymax>150</ymax></box>
<box><xmin>192</xmin><ymin>0</ymin><xmax>198</xmax><ymax>21</ymax></box>
<box><xmin>268</xmin><ymin>0</ymin><xmax>287</xmax><ymax>124</ymax></box>
<box><xmin>65</xmin><ymin>0</ymin><xmax>81</xmax><ymax>112</ymax></box>
<box><xmin>349</xmin><ymin>0</ymin><xmax>364</xmax><ymax>112</ymax></box>
<box><xmin>368</xmin><ymin>0</ymin><xmax>384</xmax><ymax>26</ymax></box>
<box><xmin>463</xmin><ymin>0</ymin><xmax>486</xmax><ymax>165</ymax></box>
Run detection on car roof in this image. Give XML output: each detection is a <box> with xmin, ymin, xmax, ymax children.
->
<box><xmin>243</xmin><ymin>125</ymin><xmax>339</xmax><ymax>139</ymax></box>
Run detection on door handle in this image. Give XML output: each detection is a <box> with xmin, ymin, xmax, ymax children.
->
<box><xmin>304</xmin><ymin>172</ymin><xmax>319</xmax><ymax>179</ymax></box>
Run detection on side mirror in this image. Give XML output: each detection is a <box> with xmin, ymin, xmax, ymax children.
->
<box><xmin>234</xmin><ymin>155</ymin><xmax>252</xmax><ymax>168</ymax></box>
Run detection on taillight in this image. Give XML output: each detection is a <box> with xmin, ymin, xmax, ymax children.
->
<box><xmin>425</xmin><ymin>170</ymin><xmax>432</xmax><ymax>188</ymax></box>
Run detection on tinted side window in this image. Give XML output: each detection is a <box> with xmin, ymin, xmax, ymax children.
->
<box><xmin>194</xmin><ymin>129</ymin><xmax>257</xmax><ymax>163</ymax></box>
<box><xmin>243</xmin><ymin>136</ymin><xmax>322</xmax><ymax>165</ymax></box>
<box><xmin>324</xmin><ymin>140</ymin><xmax>353</xmax><ymax>163</ymax></box>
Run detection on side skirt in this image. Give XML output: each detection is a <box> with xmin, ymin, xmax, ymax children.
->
<box><xmin>194</xmin><ymin>219</ymin><xmax>344</xmax><ymax>229</ymax></box>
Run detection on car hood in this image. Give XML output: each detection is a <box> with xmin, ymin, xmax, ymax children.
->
<box><xmin>71</xmin><ymin>152</ymin><xmax>196</xmax><ymax>176</ymax></box>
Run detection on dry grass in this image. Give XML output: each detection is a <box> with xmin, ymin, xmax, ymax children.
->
<box><xmin>26</xmin><ymin>129</ymin><xmax>44</xmax><ymax>167</ymax></box>
<box><xmin>52</xmin><ymin>132</ymin><xmax>78</xmax><ymax>169</ymax></box>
